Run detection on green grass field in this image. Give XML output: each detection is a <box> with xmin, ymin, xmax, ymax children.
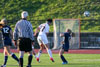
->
<box><xmin>0</xmin><ymin>53</ymin><xmax>100</xmax><ymax>67</ymax></box>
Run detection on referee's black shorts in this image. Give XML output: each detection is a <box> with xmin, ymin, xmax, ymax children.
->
<box><xmin>18</xmin><ymin>38</ymin><xmax>32</xmax><ymax>52</ymax></box>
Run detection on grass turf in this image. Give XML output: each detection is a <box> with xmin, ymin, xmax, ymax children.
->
<box><xmin>0</xmin><ymin>53</ymin><xmax>100</xmax><ymax>67</ymax></box>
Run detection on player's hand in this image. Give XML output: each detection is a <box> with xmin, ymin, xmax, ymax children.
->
<box><xmin>60</xmin><ymin>33</ymin><xmax>64</xmax><ymax>37</ymax></box>
<box><xmin>32</xmin><ymin>42</ymin><xmax>34</xmax><ymax>46</ymax></box>
<box><xmin>61</xmin><ymin>41</ymin><xmax>64</xmax><ymax>45</ymax></box>
<box><xmin>34</xmin><ymin>33</ymin><xmax>36</xmax><ymax>36</ymax></box>
<box><xmin>12</xmin><ymin>40</ymin><xmax>17</xmax><ymax>47</ymax></box>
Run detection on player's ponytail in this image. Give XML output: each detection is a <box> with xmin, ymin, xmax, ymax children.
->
<box><xmin>67</xmin><ymin>29</ymin><xmax>72</xmax><ymax>34</ymax></box>
<box><xmin>71</xmin><ymin>32</ymin><xmax>75</xmax><ymax>37</ymax></box>
<box><xmin>0</xmin><ymin>18</ymin><xmax>7</xmax><ymax>26</ymax></box>
<box><xmin>67</xmin><ymin>29</ymin><xmax>75</xmax><ymax>37</ymax></box>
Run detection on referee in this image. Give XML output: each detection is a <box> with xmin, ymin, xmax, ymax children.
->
<box><xmin>13</xmin><ymin>11</ymin><xmax>34</xmax><ymax>67</ymax></box>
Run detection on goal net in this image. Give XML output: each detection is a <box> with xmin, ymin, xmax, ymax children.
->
<box><xmin>53</xmin><ymin>19</ymin><xmax>80</xmax><ymax>49</ymax></box>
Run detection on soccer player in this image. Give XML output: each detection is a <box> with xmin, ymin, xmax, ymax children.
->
<box><xmin>13</xmin><ymin>11</ymin><xmax>34</xmax><ymax>67</ymax></box>
<box><xmin>59</xmin><ymin>29</ymin><xmax>72</xmax><ymax>64</ymax></box>
<box><xmin>34</xmin><ymin>19</ymin><xmax>54</xmax><ymax>62</ymax></box>
<box><xmin>0</xmin><ymin>18</ymin><xmax>19</xmax><ymax>67</ymax></box>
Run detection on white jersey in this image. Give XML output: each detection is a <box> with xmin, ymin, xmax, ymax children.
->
<box><xmin>37</xmin><ymin>22</ymin><xmax>49</xmax><ymax>45</ymax></box>
<box><xmin>38</xmin><ymin>22</ymin><xmax>49</xmax><ymax>36</ymax></box>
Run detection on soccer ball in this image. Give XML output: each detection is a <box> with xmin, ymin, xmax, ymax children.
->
<box><xmin>84</xmin><ymin>11</ymin><xmax>90</xmax><ymax>17</ymax></box>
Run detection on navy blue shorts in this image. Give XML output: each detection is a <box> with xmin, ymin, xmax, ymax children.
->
<box><xmin>3</xmin><ymin>37</ymin><xmax>12</xmax><ymax>46</ymax></box>
<box><xmin>62</xmin><ymin>44</ymin><xmax>69</xmax><ymax>52</ymax></box>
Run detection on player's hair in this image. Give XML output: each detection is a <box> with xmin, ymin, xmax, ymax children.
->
<box><xmin>67</xmin><ymin>29</ymin><xmax>75</xmax><ymax>37</ymax></box>
<box><xmin>0</xmin><ymin>18</ymin><xmax>7</xmax><ymax>25</ymax></box>
<box><xmin>67</xmin><ymin>29</ymin><xmax>72</xmax><ymax>34</ymax></box>
<box><xmin>21</xmin><ymin>11</ymin><xmax>28</xmax><ymax>18</ymax></box>
<box><xmin>47</xmin><ymin>19</ymin><xmax>52</xmax><ymax>23</ymax></box>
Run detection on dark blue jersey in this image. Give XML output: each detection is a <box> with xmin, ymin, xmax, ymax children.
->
<box><xmin>64</xmin><ymin>32</ymin><xmax>71</xmax><ymax>44</ymax></box>
<box><xmin>1</xmin><ymin>25</ymin><xmax>11</xmax><ymax>38</ymax></box>
<box><xmin>61</xmin><ymin>32</ymin><xmax>71</xmax><ymax>52</ymax></box>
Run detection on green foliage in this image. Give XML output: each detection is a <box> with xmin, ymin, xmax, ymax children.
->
<box><xmin>0</xmin><ymin>0</ymin><xmax>100</xmax><ymax>32</ymax></box>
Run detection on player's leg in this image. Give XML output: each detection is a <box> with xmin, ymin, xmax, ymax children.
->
<box><xmin>36</xmin><ymin>36</ymin><xmax>44</xmax><ymax>62</ymax></box>
<box><xmin>27</xmin><ymin>51</ymin><xmax>33</xmax><ymax>67</ymax></box>
<box><xmin>5</xmin><ymin>46</ymin><xmax>19</xmax><ymax>63</ymax></box>
<box><xmin>32</xmin><ymin>46</ymin><xmax>37</xmax><ymax>58</ymax></box>
<box><xmin>42</xmin><ymin>35</ymin><xmax>54</xmax><ymax>62</ymax></box>
<box><xmin>59</xmin><ymin>48</ymin><xmax>68</xmax><ymax>64</ymax></box>
<box><xmin>44</xmin><ymin>44</ymin><xmax>54</xmax><ymax>62</ymax></box>
<box><xmin>36</xmin><ymin>44</ymin><xmax>44</xmax><ymax>62</ymax></box>
<box><xmin>1</xmin><ymin>48</ymin><xmax>8</xmax><ymax>67</ymax></box>
<box><xmin>19</xmin><ymin>51</ymin><xmax>24</xmax><ymax>67</ymax></box>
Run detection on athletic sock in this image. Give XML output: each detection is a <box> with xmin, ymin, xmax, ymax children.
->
<box><xmin>19</xmin><ymin>58</ymin><xmax>23</xmax><ymax>67</ymax></box>
<box><xmin>47</xmin><ymin>49</ymin><xmax>53</xmax><ymax>58</ymax></box>
<box><xmin>28</xmin><ymin>55</ymin><xmax>33</xmax><ymax>65</ymax></box>
<box><xmin>60</xmin><ymin>55</ymin><xmax>67</xmax><ymax>62</ymax></box>
<box><xmin>4</xmin><ymin>56</ymin><xmax>8</xmax><ymax>65</ymax></box>
<box><xmin>34</xmin><ymin>55</ymin><xmax>37</xmax><ymax>58</ymax></box>
<box><xmin>37</xmin><ymin>50</ymin><xmax>42</xmax><ymax>58</ymax></box>
<box><xmin>11</xmin><ymin>53</ymin><xmax>19</xmax><ymax>62</ymax></box>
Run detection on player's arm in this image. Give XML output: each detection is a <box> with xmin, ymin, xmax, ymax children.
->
<box><xmin>12</xmin><ymin>28</ymin><xmax>17</xmax><ymax>47</ymax></box>
<box><xmin>60</xmin><ymin>33</ymin><xmax>64</xmax><ymax>37</ymax></box>
<box><xmin>34</xmin><ymin>27</ymin><xmax>40</xmax><ymax>36</ymax></box>
<box><xmin>60</xmin><ymin>33</ymin><xmax>65</xmax><ymax>45</ymax></box>
<box><xmin>13</xmin><ymin>23</ymin><xmax>19</xmax><ymax>47</ymax></box>
<box><xmin>45</xmin><ymin>25</ymin><xmax>49</xmax><ymax>35</ymax></box>
<box><xmin>10</xmin><ymin>29</ymin><xmax>17</xmax><ymax>48</ymax></box>
<box><xmin>10</xmin><ymin>30</ymin><xmax>13</xmax><ymax>39</ymax></box>
<box><xmin>29</xmin><ymin>23</ymin><xmax>35</xmax><ymax>46</ymax></box>
<box><xmin>34</xmin><ymin>24</ymin><xmax>42</xmax><ymax>36</ymax></box>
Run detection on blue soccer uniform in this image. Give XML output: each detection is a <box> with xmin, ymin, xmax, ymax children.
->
<box><xmin>59</xmin><ymin>29</ymin><xmax>72</xmax><ymax>65</ymax></box>
<box><xmin>62</xmin><ymin>32</ymin><xmax>71</xmax><ymax>52</ymax></box>
<box><xmin>1</xmin><ymin>25</ymin><xmax>12</xmax><ymax>46</ymax></box>
<box><xmin>1</xmin><ymin>25</ymin><xmax>19</xmax><ymax>67</ymax></box>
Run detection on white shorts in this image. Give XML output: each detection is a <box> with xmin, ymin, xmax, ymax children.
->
<box><xmin>37</xmin><ymin>35</ymin><xmax>48</xmax><ymax>45</ymax></box>
<box><xmin>32</xmin><ymin>46</ymin><xmax>34</xmax><ymax>49</ymax></box>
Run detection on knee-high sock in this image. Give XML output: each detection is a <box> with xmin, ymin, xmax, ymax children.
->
<box><xmin>34</xmin><ymin>54</ymin><xmax>37</xmax><ymax>58</ymax></box>
<box><xmin>19</xmin><ymin>58</ymin><xmax>23</xmax><ymax>67</ymax></box>
<box><xmin>37</xmin><ymin>50</ymin><xmax>42</xmax><ymax>58</ymax></box>
<box><xmin>28</xmin><ymin>55</ymin><xmax>33</xmax><ymax>65</ymax></box>
<box><xmin>4</xmin><ymin>56</ymin><xmax>8</xmax><ymax>65</ymax></box>
<box><xmin>47</xmin><ymin>49</ymin><xmax>53</xmax><ymax>58</ymax></box>
<box><xmin>11</xmin><ymin>53</ymin><xmax>19</xmax><ymax>62</ymax></box>
<box><xmin>60</xmin><ymin>55</ymin><xmax>67</xmax><ymax>62</ymax></box>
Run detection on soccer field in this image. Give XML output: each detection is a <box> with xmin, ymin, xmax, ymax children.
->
<box><xmin>0</xmin><ymin>53</ymin><xmax>100</xmax><ymax>67</ymax></box>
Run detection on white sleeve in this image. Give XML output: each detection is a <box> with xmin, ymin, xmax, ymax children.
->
<box><xmin>45</xmin><ymin>25</ymin><xmax>49</xmax><ymax>33</ymax></box>
<box><xmin>39</xmin><ymin>24</ymin><xmax>43</xmax><ymax>29</ymax></box>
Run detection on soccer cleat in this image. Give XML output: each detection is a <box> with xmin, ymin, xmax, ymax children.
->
<box><xmin>50</xmin><ymin>57</ymin><xmax>54</xmax><ymax>62</ymax></box>
<box><xmin>62</xmin><ymin>61</ymin><xmax>68</xmax><ymax>65</ymax></box>
<box><xmin>36</xmin><ymin>58</ymin><xmax>40</xmax><ymax>63</ymax></box>
<box><xmin>1</xmin><ymin>65</ymin><xmax>6</xmax><ymax>67</ymax></box>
